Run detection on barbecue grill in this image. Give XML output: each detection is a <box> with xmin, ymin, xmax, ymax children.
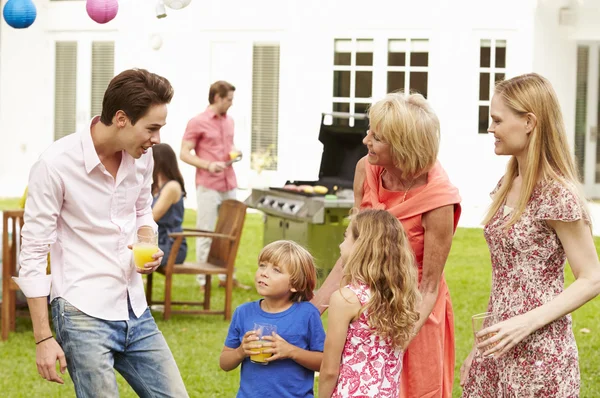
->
<box><xmin>245</xmin><ymin>113</ymin><xmax>368</xmax><ymax>284</ymax></box>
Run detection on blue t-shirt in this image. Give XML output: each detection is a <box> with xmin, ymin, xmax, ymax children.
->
<box><xmin>224</xmin><ymin>300</ymin><xmax>326</xmax><ymax>398</ymax></box>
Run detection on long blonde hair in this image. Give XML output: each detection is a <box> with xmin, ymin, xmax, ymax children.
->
<box><xmin>343</xmin><ymin>209</ymin><xmax>420</xmax><ymax>349</ymax></box>
<box><xmin>483</xmin><ymin>73</ymin><xmax>585</xmax><ymax>227</ymax></box>
<box><xmin>368</xmin><ymin>92</ymin><xmax>440</xmax><ymax>180</ymax></box>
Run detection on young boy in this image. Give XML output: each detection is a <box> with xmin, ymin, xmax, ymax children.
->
<box><xmin>220</xmin><ymin>240</ymin><xmax>326</xmax><ymax>397</ymax></box>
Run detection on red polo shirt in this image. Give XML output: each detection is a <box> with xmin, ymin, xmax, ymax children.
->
<box><xmin>182</xmin><ymin>107</ymin><xmax>237</xmax><ymax>192</ymax></box>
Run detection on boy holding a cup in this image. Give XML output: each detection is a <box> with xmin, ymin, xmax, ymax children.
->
<box><xmin>220</xmin><ymin>240</ymin><xmax>326</xmax><ymax>397</ymax></box>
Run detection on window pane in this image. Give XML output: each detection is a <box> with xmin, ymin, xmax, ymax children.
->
<box><xmin>410</xmin><ymin>72</ymin><xmax>428</xmax><ymax>98</ymax></box>
<box><xmin>251</xmin><ymin>44</ymin><xmax>280</xmax><ymax>171</ymax></box>
<box><xmin>333</xmin><ymin>71</ymin><xmax>351</xmax><ymax>97</ymax></box>
<box><xmin>479</xmin><ymin>73</ymin><xmax>490</xmax><ymax>101</ymax></box>
<box><xmin>479</xmin><ymin>105</ymin><xmax>490</xmax><ymax>134</ymax></box>
<box><xmin>354</xmin><ymin>103</ymin><xmax>369</xmax><ymax>117</ymax></box>
<box><xmin>575</xmin><ymin>46</ymin><xmax>588</xmax><ymax>180</ymax></box>
<box><xmin>355</xmin><ymin>71</ymin><xmax>372</xmax><ymax>98</ymax></box>
<box><xmin>54</xmin><ymin>42</ymin><xmax>78</xmax><ymax>141</ymax></box>
<box><xmin>356</xmin><ymin>39</ymin><xmax>373</xmax><ymax>66</ymax></box>
<box><xmin>388</xmin><ymin>39</ymin><xmax>406</xmax><ymax>66</ymax></box>
<box><xmin>334</xmin><ymin>39</ymin><xmax>351</xmax><ymax>66</ymax></box>
<box><xmin>356</xmin><ymin>53</ymin><xmax>373</xmax><ymax>66</ymax></box>
<box><xmin>495</xmin><ymin>73</ymin><xmax>505</xmax><ymax>84</ymax></box>
<box><xmin>495</xmin><ymin>40</ymin><xmax>507</xmax><ymax>68</ymax></box>
<box><xmin>411</xmin><ymin>52</ymin><xmax>428</xmax><ymax>67</ymax></box>
<box><xmin>333</xmin><ymin>102</ymin><xmax>350</xmax><ymax>126</ymax></box>
<box><xmin>388</xmin><ymin>52</ymin><xmax>406</xmax><ymax>66</ymax></box>
<box><xmin>480</xmin><ymin>39</ymin><xmax>491</xmax><ymax>68</ymax></box>
<box><xmin>91</xmin><ymin>42</ymin><xmax>115</xmax><ymax>119</ymax></box>
<box><xmin>410</xmin><ymin>39</ymin><xmax>429</xmax><ymax>67</ymax></box>
<box><xmin>387</xmin><ymin>71</ymin><xmax>405</xmax><ymax>93</ymax></box>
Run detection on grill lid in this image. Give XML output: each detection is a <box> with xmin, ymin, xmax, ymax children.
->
<box><xmin>286</xmin><ymin>112</ymin><xmax>368</xmax><ymax>193</ymax></box>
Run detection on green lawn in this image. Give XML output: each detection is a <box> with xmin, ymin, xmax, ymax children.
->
<box><xmin>1</xmin><ymin>198</ymin><xmax>599</xmax><ymax>397</ymax></box>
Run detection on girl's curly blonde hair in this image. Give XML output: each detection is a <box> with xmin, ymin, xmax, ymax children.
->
<box><xmin>343</xmin><ymin>209</ymin><xmax>421</xmax><ymax>349</ymax></box>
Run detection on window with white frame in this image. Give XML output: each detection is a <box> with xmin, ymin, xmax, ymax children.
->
<box><xmin>54</xmin><ymin>40</ymin><xmax>115</xmax><ymax>141</ymax></box>
<box><xmin>478</xmin><ymin>39</ymin><xmax>507</xmax><ymax>134</ymax></box>
<box><xmin>387</xmin><ymin>39</ymin><xmax>429</xmax><ymax>97</ymax></box>
<box><xmin>332</xmin><ymin>39</ymin><xmax>373</xmax><ymax>126</ymax></box>
<box><xmin>332</xmin><ymin>38</ymin><xmax>429</xmax><ymax>125</ymax></box>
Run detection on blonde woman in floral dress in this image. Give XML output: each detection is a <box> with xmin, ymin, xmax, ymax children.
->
<box><xmin>461</xmin><ymin>73</ymin><xmax>600</xmax><ymax>397</ymax></box>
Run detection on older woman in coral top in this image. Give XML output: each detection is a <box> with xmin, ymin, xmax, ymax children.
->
<box><xmin>313</xmin><ymin>92</ymin><xmax>461</xmax><ymax>398</ymax></box>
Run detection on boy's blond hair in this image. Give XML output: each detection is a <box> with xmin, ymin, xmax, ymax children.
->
<box><xmin>258</xmin><ymin>240</ymin><xmax>317</xmax><ymax>302</ymax></box>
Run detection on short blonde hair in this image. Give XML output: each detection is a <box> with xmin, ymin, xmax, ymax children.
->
<box><xmin>368</xmin><ymin>92</ymin><xmax>440</xmax><ymax>179</ymax></box>
<box><xmin>258</xmin><ymin>240</ymin><xmax>317</xmax><ymax>302</ymax></box>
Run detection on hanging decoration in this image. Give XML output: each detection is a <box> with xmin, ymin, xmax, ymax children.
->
<box><xmin>86</xmin><ymin>0</ymin><xmax>119</xmax><ymax>24</ymax></box>
<box><xmin>163</xmin><ymin>0</ymin><xmax>191</xmax><ymax>10</ymax></box>
<box><xmin>155</xmin><ymin>0</ymin><xmax>167</xmax><ymax>19</ymax></box>
<box><xmin>2</xmin><ymin>0</ymin><xmax>37</xmax><ymax>29</ymax></box>
<box><xmin>149</xmin><ymin>34</ymin><xmax>163</xmax><ymax>51</ymax></box>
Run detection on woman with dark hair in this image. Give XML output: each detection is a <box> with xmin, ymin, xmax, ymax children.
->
<box><xmin>152</xmin><ymin>143</ymin><xmax>188</xmax><ymax>266</ymax></box>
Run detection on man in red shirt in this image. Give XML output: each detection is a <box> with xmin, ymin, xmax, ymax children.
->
<box><xmin>180</xmin><ymin>81</ymin><xmax>249</xmax><ymax>290</ymax></box>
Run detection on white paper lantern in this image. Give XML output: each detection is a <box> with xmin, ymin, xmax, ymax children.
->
<box><xmin>150</xmin><ymin>34</ymin><xmax>163</xmax><ymax>51</ymax></box>
<box><xmin>163</xmin><ymin>0</ymin><xmax>191</xmax><ymax>10</ymax></box>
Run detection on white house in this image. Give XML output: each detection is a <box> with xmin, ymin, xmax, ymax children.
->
<box><xmin>1</xmin><ymin>0</ymin><xmax>599</xmax><ymax>226</ymax></box>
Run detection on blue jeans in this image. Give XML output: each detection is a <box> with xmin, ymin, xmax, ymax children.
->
<box><xmin>51</xmin><ymin>297</ymin><xmax>188</xmax><ymax>398</ymax></box>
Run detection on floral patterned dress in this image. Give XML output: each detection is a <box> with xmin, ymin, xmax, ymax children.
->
<box><xmin>462</xmin><ymin>179</ymin><xmax>588</xmax><ymax>398</ymax></box>
<box><xmin>332</xmin><ymin>283</ymin><xmax>403</xmax><ymax>397</ymax></box>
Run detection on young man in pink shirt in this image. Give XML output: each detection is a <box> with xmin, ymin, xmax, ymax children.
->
<box><xmin>180</xmin><ymin>80</ymin><xmax>249</xmax><ymax>290</ymax></box>
<box><xmin>14</xmin><ymin>69</ymin><xmax>188</xmax><ymax>397</ymax></box>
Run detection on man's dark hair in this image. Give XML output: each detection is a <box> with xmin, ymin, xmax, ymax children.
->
<box><xmin>100</xmin><ymin>68</ymin><xmax>174</xmax><ymax>126</ymax></box>
<box><xmin>208</xmin><ymin>80</ymin><xmax>235</xmax><ymax>104</ymax></box>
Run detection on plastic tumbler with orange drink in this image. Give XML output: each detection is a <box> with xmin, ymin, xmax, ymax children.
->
<box><xmin>132</xmin><ymin>229</ymin><xmax>159</xmax><ymax>269</ymax></box>
<box><xmin>228</xmin><ymin>146</ymin><xmax>242</xmax><ymax>165</ymax></box>
<box><xmin>250</xmin><ymin>323</ymin><xmax>277</xmax><ymax>365</ymax></box>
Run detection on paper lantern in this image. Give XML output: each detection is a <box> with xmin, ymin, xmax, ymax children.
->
<box><xmin>163</xmin><ymin>0</ymin><xmax>191</xmax><ymax>10</ymax></box>
<box><xmin>150</xmin><ymin>34</ymin><xmax>163</xmax><ymax>51</ymax></box>
<box><xmin>86</xmin><ymin>0</ymin><xmax>118</xmax><ymax>24</ymax></box>
<box><xmin>3</xmin><ymin>0</ymin><xmax>37</xmax><ymax>29</ymax></box>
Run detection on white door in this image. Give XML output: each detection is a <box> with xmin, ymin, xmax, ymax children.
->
<box><xmin>577</xmin><ymin>43</ymin><xmax>600</xmax><ymax>198</ymax></box>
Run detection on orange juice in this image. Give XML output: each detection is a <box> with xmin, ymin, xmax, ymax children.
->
<box><xmin>250</xmin><ymin>341</ymin><xmax>272</xmax><ymax>364</ymax></box>
<box><xmin>133</xmin><ymin>243</ymin><xmax>158</xmax><ymax>268</ymax></box>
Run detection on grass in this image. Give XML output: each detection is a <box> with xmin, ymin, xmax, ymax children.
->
<box><xmin>1</xmin><ymin>197</ymin><xmax>600</xmax><ymax>397</ymax></box>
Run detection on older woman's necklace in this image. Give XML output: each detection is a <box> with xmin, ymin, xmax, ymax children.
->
<box><xmin>402</xmin><ymin>178</ymin><xmax>416</xmax><ymax>203</ymax></box>
<box><xmin>382</xmin><ymin>169</ymin><xmax>416</xmax><ymax>203</ymax></box>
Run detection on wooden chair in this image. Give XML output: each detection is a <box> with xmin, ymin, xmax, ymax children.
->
<box><xmin>1</xmin><ymin>210</ymin><xmax>25</xmax><ymax>341</ymax></box>
<box><xmin>146</xmin><ymin>199</ymin><xmax>247</xmax><ymax>321</ymax></box>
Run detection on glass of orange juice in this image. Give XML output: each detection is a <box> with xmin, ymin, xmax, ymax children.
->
<box><xmin>250</xmin><ymin>323</ymin><xmax>277</xmax><ymax>365</ymax></box>
<box><xmin>228</xmin><ymin>145</ymin><xmax>242</xmax><ymax>163</ymax></box>
<box><xmin>132</xmin><ymin>228</ymin><xmax>159</xmax><ymax>269</ymax></box>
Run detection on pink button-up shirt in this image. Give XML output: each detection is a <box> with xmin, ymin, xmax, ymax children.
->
<box><xmin>182</xmin><ymin>107</ymin><xmax>237</xmax><ymax>192</ymax></box>
<box><xmin>13</xmin><ymin>117</ymin><xmax>156</xmax><ymax>321</ymax></box>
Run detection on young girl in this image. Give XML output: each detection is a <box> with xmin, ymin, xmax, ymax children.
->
<box><xmin>319</xmin><ymin>209</ymin><xmax>420</xmax><ymax>397</ymax></box>
<box><xmin>220</xmin><ymin>240</ymin><xmax>326</xmax><ymax>398</ymax></box>
<box><xmin>151</xmin><ymin>143</ymin><xmax>187</xmax><ymax>266</ymax></box>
